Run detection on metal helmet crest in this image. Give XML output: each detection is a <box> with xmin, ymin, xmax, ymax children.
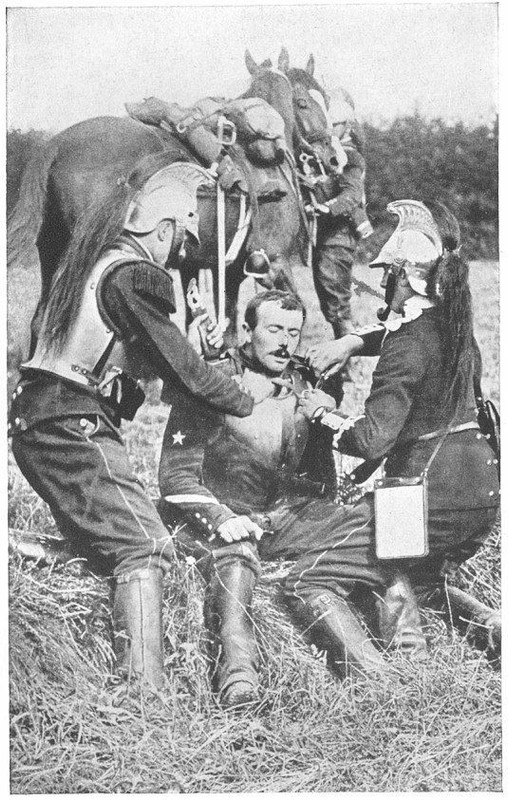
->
<box><xmin>370</xmin><ymin>200</ymin><xmax>443</xmax><ymax>296</ymax></box>
<box><xmin>124</xmin><ymin>162</ymin><xmax>214</xmax><ymax>241</ymax></box>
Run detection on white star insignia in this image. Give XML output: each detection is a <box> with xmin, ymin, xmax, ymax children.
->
<box><xmin>172</xmin><ymin>430</ymin><xmax>186</xmax><ymax>446</ymax></box>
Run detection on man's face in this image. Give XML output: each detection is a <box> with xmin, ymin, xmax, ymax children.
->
<box><xmin>243</xmin><ymin>301</ymin><xmax>304</xmax><ymax>375</ymax></box>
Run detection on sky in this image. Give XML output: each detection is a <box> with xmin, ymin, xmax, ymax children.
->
<box><xmin>6</xmin><ymin>1</ymin><xmax>498</xmax><ymax>134</ymax></box>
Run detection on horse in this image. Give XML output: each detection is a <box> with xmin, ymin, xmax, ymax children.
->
<box><xmin>8</xmin><ymin>49</ymin><xmax>335</xmax><ymax>354</ymax></box>
<box><xmin>276</xmin><ymin>49</ymin><xmax>346</xmax><ymax>174</ymax></box>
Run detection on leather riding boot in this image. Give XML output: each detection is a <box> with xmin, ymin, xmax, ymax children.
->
<box><xmin>204</xmin><ymin>558</ymin><xmax>260</xmax><ymax>708</ymax></box>
<box><xmin>289</xmin><ymin>590</ymin><xmax>389</xmax><ymax>678</ymax></box>
<box><xmin>111</xmin><ymin>568</ymin><xmax>166</xmax><ymax>690</ymax></box>
<box><xmin>376</xmin><ymin>571</ymin><xmax>428</xmax><ymax>661</ymax></box>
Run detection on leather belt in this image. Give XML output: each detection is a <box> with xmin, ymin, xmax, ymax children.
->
<box><xmin>416</xmin><ymin>421</ymin><xmax>480</xmax><ymax>442</ymax></box>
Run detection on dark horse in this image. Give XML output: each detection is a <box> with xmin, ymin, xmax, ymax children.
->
<box><xmin>8</xmin><ymin>49</ymin><xmax>334</xmax><ymax>353</ymax></box>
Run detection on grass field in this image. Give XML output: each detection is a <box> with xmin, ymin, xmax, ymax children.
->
<box><xmin>7</xmin><ymin>258</ymin><xmax>501</xmax><ymax>793</ymax></box>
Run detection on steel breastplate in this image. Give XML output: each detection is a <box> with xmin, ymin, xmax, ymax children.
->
<box><xmin>223</xmin><ymin>368</ymin><xmax>310</xmax><ymax>471</ymax></box>
<box><xmin>22</xmin><ymin>249</ymin><xmax>133</xmax><ymax>387</ymax></box>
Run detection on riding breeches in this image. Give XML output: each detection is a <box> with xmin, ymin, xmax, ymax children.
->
<box><xmin>170</xmin><ymin>492</ymin><xmax>498</xmax><ymax>604</ymax></box>
<box><xmin>313</xmin><ymin>223</ymin><xmax>357</xmax><ymax>335</ymax></box>
<box><xmin>11</xmin><ymin>414</ymin><xmax>175</xmax><ymax>578</ymax></box>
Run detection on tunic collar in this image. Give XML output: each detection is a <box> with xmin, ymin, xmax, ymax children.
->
<box><xmin>115</xmin><ymin>233</ymin><xmax>157</xmax><ymax>263</ymax></box>
<box><xmin>402</xmin><ymin>294</ymin><xmax>435</xmax><ymax>319</ymax></box>
<box><xmin>384</xmin><ymin>294</ymin><xmax>435</xmax><ymax>333</ymax></box>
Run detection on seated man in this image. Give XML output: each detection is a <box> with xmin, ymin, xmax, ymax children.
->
<box><xmin>157</xmin><ymin>290</ymin><xmax>423</xmax><ymax>709</ymax></box>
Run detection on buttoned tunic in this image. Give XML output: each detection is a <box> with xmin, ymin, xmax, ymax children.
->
<box><xmin>10</xmin><ymin>237</ymin><xmax>253</xmax><ymax>577</ymax></box>
<box><xmin>316</xmin><ymin>297</ymin><xmax>499</xmax><ymax>589</ymax></box>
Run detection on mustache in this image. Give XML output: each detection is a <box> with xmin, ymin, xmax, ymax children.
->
<box><xmin>271</xmin><ymin>347</ymin><xmax>291</xmax><ymax>359</ymax></box>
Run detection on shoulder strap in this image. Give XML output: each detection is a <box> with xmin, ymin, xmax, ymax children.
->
<box><xmin>92</xmin><ymin>256</ymin><xmax>147</xmax><ymax>378</ymax></box>
<box><xmin>95</xmin><ymin>256</ymin><xmax>145</xmax><ymax>338</ymax></box>
<box><xmin>421</xmin><ymin>415</ymin><xmax>458</xmax><ymax>478</ymax></box>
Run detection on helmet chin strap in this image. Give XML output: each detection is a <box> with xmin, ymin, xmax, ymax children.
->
<box><xmin>170</xmin><ymin>221</ymin><xmax>188</xmax><ymax>265</ymax></box>
<box><xmin>377</xmin><ymin>270</ymin><xmax>396</xmax><ymax>321</ymax></box>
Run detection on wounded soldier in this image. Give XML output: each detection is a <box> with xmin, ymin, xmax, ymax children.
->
<box><xmin>158</xmin><ymin>289</ymin><xmax>428</xmax><ymax>709</ymax></box>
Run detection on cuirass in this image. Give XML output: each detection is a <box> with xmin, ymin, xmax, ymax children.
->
<box><xmin>223</xmin><ymin>368</ymin><xmax>310</xmax><ymax>471</ymax></box>
<box><xmin>23</xmin><ymin>249</ymin><xmax>133</xmax><ymax>387</ymax></box>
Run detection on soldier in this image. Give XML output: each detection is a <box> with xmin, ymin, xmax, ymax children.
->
<box><xmin>158</xmin><ymin>289</ymin><xmax>424</xmax><ymax>710</ymax></box>
<box><xmin>301</xmin><ymin>200</ymin><xmax>500</xmax><ymax>627</ymax></box>
<box><xmin>9</xmin><ymin>162</ymin><xmax>254</xmax><ymax>697</ymax></box>
<box><xmin>311</xmin><ymin>90</ymin><xmax>372</xmax><ymax>339</ymax></box>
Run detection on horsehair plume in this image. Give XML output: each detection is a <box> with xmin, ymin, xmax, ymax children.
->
<box><xmin>424</xmin><ymin>199</ymin><xmax>473</xmax><ymax>414</ymax></box>
<box><xmin>42</xmin><ymin>179</ymin><xmax>136</xmax><ymax>352</ymax></box>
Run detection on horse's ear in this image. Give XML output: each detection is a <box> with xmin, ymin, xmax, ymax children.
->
<box><xmin>278</xmin><ymin>47</ymin><xmax>290</xmax><ymax>73</ymax></box>
<box><xmin>245</xmin><ymin>49</ymin><xmax>259</xmax><ymax>75</ymax></box>
<box><xmin>305</xmin><ymin>54</ymin><xmax>315</xmax><ymax>76</ymax></box>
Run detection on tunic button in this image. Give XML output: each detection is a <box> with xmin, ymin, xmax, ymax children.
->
<box><xmin>195</xmin><ymin>513</ymin><xmax>201</xmax><ymax>519</ymax></box>
<box><xmin>487</xmin><ymin>459</ymin><xmax>492</xmax><ymax>465</ymax></box>
<box><xmin>494</xmin><ymin>459</ymin><xmax>499</xmax><ymax>465</ymax></box>
<box><xmin>208</xmin><ymin>524</ymin><xmax>213</xmax><ymax>530</ymax></box>
<box><xmin>476</xmin><ymin>433</ymin><xmax>482</xmax><ymax>439</ymax></box>
<box><xmin>489</xmin><ymin>491</ymin><xmax>495</xmax><ymax>497</ymax></box>
<box><xmin>17</xmin><ymin>386</ymin><xmax>23</xmax><ymax>395</ymax></box>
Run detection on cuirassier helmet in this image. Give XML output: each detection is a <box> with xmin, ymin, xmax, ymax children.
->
<box><xmin>124</xmin><ymin>162</ymin><xmax>214</xmax><ymax>242</ymax></box>
<box><xmin>370</xmin><ymin>200</ymin><xmax>443</xmax><ymax>296</ymax></box>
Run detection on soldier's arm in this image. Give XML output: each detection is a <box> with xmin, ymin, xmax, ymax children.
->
<box><xmin>100</xmin><ymin>262</ymin><xmax>253</xmax><ymax>417</ymax></box>
<box><xmin>158</xmin><ymin>385</ymin><xmax>239</xmax><ymax>539</ymax></box>
<box><xmin>317</xmin><ymin>328</ymin><xmax>428</xmax><ymax>460</ymax></box>
<box><xmin>305</xmin><ymin>325</ymin><xmax>385</xmax><ymax>376</ymax></box>
<box><xmin>330</xmin><ymin>159</ymin><xmax>365</xmax><ymax>212</ymax></box>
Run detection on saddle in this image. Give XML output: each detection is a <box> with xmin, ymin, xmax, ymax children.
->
<box><xmin>125</xmin><ymin>95</ymin><xmax>288</xmax><ymax>183</ymax></box>
<box><xmin>125</xmin><ymin>95</ymin><xmax>312</xmax><ymax>274</ymax></box>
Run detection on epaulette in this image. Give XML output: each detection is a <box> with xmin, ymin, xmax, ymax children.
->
<box><xmin>131</xmin><ymin>260</ymin><xmax>177</xmax><ymax>314</ymax></box>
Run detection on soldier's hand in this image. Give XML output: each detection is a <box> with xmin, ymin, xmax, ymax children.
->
<box><xmin>297</xmin><ymin>388</ymin><xmax>336</xmax><ymax>420</ymax></box>
<box><xmin>306</xmin><ymin>335</ymin><xmax>363</xmax><ymax>375</ymax></box>
<box><xmin>217</xmin><ymin>515</ymin><xmax>264</xmax><ymax>544</ymax></box>
<box><xmin>205</xmin><ymin>318</ymin><xmax>229</xmax><ymax>349</ymax></box>
<box><xmin>187</xmin><ymin>314</ymin><xmax>229</xmax><ymax>355</ymax></box>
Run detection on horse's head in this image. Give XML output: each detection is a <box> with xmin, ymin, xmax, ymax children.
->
<box><xmin>277</xmin><ymin>49</ymin><xmax>340</xmax><ymax>174</ymax></box>
<box><xmin>243</xmin><ymin>49</ymin><xmax>297</xmax><ymax>160</ymax></box>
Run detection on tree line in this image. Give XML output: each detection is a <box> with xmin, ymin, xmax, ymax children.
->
<box><xmin>7</xmin><ymin>113</ymin><xmax>498</xmax><ymax>260</ymax></box>
<box><xmin>361</xmin><ymin>113</ymin><xmax>498</xmax><ymax>260</ymax></box>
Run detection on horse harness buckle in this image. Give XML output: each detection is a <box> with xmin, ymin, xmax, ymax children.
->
<box><xmin>217</xmin><ymin>115</ymin><xmax>237</xmax><ymax>147</ymax></box>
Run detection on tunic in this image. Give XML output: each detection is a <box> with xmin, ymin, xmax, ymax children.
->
<box><xmin>9</xmin><ymin>237</ymin><xmax>253</xmax><ymax>577</ymax></box>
